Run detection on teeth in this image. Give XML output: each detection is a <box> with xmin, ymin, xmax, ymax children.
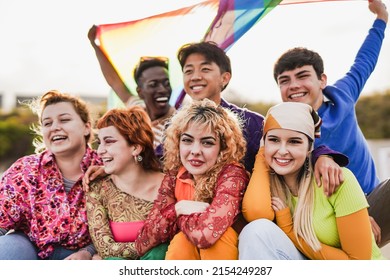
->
<box><xmin>290</xmin><ymin>93</ymin><xmax>305</xmax><ymax>99</ymax></box>
<box><xmin>156</xmin><ymin>97</ymin><xmax>168</xmax><ymax>102</ymax></box>
<box><xmin>276</xmin><ymin>158</ymin><xmax>290</xmax><ymax>163</ymax></box>
<box><xmin>52</xmin><ymin>135</ymin><xmax>66</xmax><ymax>141</ymax></box>
<box><xmin>191</xmin><ymin>86</ymin><xmax>204</xmax><ymax>90</ymax></box>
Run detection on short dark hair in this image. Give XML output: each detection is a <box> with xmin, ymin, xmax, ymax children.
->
<box><xmin>273</xmin><ymin>47</ymin><xmax>324</xmax><ymax>81</ymax></box>
<box><xmin>177</xmin><ymin>42</ymin><xmax>231</xmax><ymax>90</ymax></box>
<box><xmin>133</xmin><ymin>57</ymin><xmax>169</xmax><ymax>85</ymax></box>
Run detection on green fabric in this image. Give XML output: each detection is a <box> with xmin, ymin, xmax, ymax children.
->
<box><xmin>291</xmin><ymin>168</ymin><xmax>384</xmax><ymax>260</ymax></box>
<box><xmin>104</xmin><ymin>256</ymin><xmax>126</xmax><ymax>260</ymax></box>
<box><xmin>140</xmin><ymin>242</ymin><xmax>169</xmax><ymax>260</ymax></box>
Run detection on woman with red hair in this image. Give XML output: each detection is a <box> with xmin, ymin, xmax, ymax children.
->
<box><xmin>86</xmin><ymin>106</ymin><xmax>166</xmax><ymax>260</ymax></box>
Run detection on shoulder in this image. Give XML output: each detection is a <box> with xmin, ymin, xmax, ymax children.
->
<box><xmin>4</xmin><ymin>153</ymin><xmax>42</xmax><ymax>174</ymax></box>
<box><xmin>1</xmin><ymin>153</ymin><xmax>44</xmax><ymax>189</ymax></box>
<box><xmin>220</xmin><ymin>164</ymin><xmax>249</xmax><ymax>180</ymax></box>
<box><xmin>161</xmin><ymin>172</ymin><xmax>177</xmax><ymax>188</ymax></box>
<box><xmin>220</xmin><ymin>99</ymin><xmax>264</xmax><ymax>132</ymax></box>
<box><xmin>221</xmin><ymin>99</ymin><xmax>263</xmax><ymax>119</ymax></box>
<box><xmin>328</xmin><ymin>168</ymin><xmax>363</xmax><ymax>198</ymax></box>
<box><xmin>89</xmin><ymin>176</ymin><xmax>112</xmax><ymax>193</ymax></box>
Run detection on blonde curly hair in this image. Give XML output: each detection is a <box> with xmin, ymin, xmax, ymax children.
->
<box><xmin>163</xmin><ymin>99</ymin><xmax>246</xmax><ymax>202</ymax></box>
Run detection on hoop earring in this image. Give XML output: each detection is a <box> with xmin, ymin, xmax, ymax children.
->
<box><xmin>270</xmin><ymin>168</ymin><xmax>276</xmax><ymax>175</ymax></box>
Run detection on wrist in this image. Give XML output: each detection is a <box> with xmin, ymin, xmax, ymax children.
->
<box><xmin>319</xmin><ymin>154</ymin><xmax>333</xmax><ymax>159</ymax></box>
<box><xmin>79</xmin><ymin>245</ymin><xmax>96</xmax><ymax>258</ymax></box>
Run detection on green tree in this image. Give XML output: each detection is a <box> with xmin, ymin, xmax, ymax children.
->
<box><xmin>0</xmin><ymin>108</ymin><xmax>37</xmax><ymax>171</ymax></box>
<box><xmin>356</xmin><ymin>90</ymin><xmax>390</xmax><ymax>139</ymax></box>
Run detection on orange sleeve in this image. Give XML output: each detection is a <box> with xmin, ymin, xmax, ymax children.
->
<box><xmin>242</xmin><ymin>147</ymin><xmax>275</xmax><ymax>222</ymax></box>
<box><xmin>276</xmin><ymin>208</ymin><xmax>372</xmax><ymax>260</ymax></box>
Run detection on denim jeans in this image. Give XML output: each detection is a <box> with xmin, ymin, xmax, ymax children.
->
<box><xmin>238</xmin><ymin>218</ymin><xmax>307</xmax><ymax>260</ymax></box>
<box><xmin>0</xmin><ymin>231</ymin><xmax>77</xmax><ymax>260</ymax></box>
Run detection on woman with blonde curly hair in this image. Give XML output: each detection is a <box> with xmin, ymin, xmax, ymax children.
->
<box><xmin>135</xmin><ymin>98</ymin><xmax>249</xmax><ymax>259</ymax></box>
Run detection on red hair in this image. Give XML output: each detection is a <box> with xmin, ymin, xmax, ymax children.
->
<box><xmin>96</xmin><ymin>106</ymin><xmax>160</xmax><ymax>171</ymax></box>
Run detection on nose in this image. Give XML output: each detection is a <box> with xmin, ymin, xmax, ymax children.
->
<box><xmin>277</xmin><ymin>143</ymin><xmax>289</xmax><ymax>156</ymax></box>
<box><xmin>190</xmin><ymin>70</ymin><xmax>202</xmax><ymax>81</ymax></box>
<box><xmin>156</xmin><ymin>82</ymin><xmax>169</xmax><ymax>93</ymax></box>
<box><xmin>97</xmin><ymin>144</ymin><xmax>106</xmax><ymax>156</ymax></box>
<box><xmin>289</xmin><ymin>78</ymin><xmax>300</xmax><ymax>89</ymax></box>
<box><xmin>50</xmin><ymin>120</ymin><xmax>60</xmax><ymax>131</ymax></box>
<box><xmin>190</xmin><ymin>142</ymin><xmax>201</xmax><ymax>155</ymax></box>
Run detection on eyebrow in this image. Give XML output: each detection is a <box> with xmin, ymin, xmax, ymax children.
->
<box><xmin>42</xmin><ymin>113</ymin><xmax>71</xmax><ymax>121</ymax></box>
<box><xmin>183</xmin><ymin>60</ymin><xmax>212</xmax><ymax>69</ymax></box>
<box><xmin>267</xmin><ymin>134</ymin><xmax>304</xmax><ymax>140</ymax></box>
<box><xmin>277</xmin><ymin>69</ymin><xmax>311</xmax><ymax>81</ymax></box>
<box><xmin>181</xmin><ymin>133</ymin><xmax>216</xmax><ymax>141</ymax></box>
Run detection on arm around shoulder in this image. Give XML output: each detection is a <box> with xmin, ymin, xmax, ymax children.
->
<box><xmin>242</xmin><ymin>147</ymin><xmax>274</xmax><ymax>222</ymax></box>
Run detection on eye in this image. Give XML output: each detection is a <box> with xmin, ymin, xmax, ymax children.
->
<box><xmin>278</xmin><ymin>79</ymin><xmax>289</xmax><ymax>86</ymax></box>
<box><xmin>42</xmin><ymin>121</ymin><xmax>52</xmax><ymax>127</ymax></box>
<box><xmin>289</xmin><ymin>139</ymin><xmax>303</xmax><ymax>144</ymax></box>
<box><xmin>105</xmin><ymin>139</ymin><xmax>117</xmax><ymax>144</ymax></box>
<box><xmin>184</xmin><ymin>69</ymin><xmax>193</xmax><ymax>75</ymax></box>
<box><xmin>181</xmin><ymin>137</ymin><xmax>192</xmax><ymax>143</ymax></box>
<box><xmin>60</xmin><ymin>118</ymin><xmax>71</xmax><ymax>122</ymax></box>
<box><xmin>163</xmin><ymin>80</ymin><xmax>171</xmax><ymax>87</ymax></box>
<box><xmin>202</xmin><ymin>140</ymin><xmax>215</xmax><ymax>146</ymax></box>
<box><xmin>298</xmin><ymin>74</ymin><xmax>310</xmax><ymax>79</ymax></box>
<box><xmin>267</xmin><ymin>137</ymin><xmax>279</xmax><ymax>143</ymax></box>
<box><xmin>147</xmin><ymin>81</ymin><xmax>158</xmax><ymax>88</ymax></box>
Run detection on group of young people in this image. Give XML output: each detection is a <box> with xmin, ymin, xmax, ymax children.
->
<box><xmin>0</xmin><ymin>0</ymin><xmax>388</xmax><ymax>260</ymax></box>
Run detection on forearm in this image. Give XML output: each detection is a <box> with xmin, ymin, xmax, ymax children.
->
<box><xmin>242</xmin><ymin>147</ymin><xmax>274</xmax><ymax>222</ymax></box>
<box><xmin>275</xmin><ymin>208</ymin><xmax>372</xmax><ymax>260</ymax></box>
<box><xmin>311</xmin><ymin>145</ymin><xmax>349</xmax><ymax>167</ymax></box>
<box><xmin>136</xmin><ymin>203</ymin><xmax>178</xmax><ymax>256</ymax></box>
<box><xmin>178</xmin><ymin>169</ymin><xmax>248</xmax><ymax>248</ymax></box>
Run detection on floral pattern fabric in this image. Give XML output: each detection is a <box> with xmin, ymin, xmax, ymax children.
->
<box><xmin>0</xmin><ymin>147</ymin><xmax>101</xmax><ymax>259</ymax></box>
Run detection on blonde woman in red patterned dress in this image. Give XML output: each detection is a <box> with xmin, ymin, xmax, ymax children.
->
<box><xmin>136</xmin><ymin>99</ymin><xmax>249</xmax><ymax>259</ymax></box>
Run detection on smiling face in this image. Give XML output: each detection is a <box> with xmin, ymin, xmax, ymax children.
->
<box><xmin>179</xmin><ymin>123</ymin><xmax>221</xmax><ymax>182</ymax></box>
<box><xmin>41</xmin><ymin>102</ymin><xmax>90</xmax><ymax>157</ymax></box>
<box><xmin>182</xmin><ymin>53</ymin><xmax>230</xmax><ymax>105</ymax></box>
<box><xmin>137</xmin><ymin>66</ymin><xmax>172</xmax><ymax>121</ymax></box>
<box><xmin>276</xmin><ymin>65</ymin><xmax>327</xmax><ymax>111</ymax></box>
<box><xmin>264</xmin><ymin>128</ymin><xmax>311</xmax><ymax>185</ymax></box>
<box><xmin>97</xmin><ymin>125</ymin><xmax>134</xmax><ymax>175</ymax></box>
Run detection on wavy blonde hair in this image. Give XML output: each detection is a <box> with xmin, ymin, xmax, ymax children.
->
<box><xmin>270</xmin><ymin>149</ymin><xmax>321</xmax><ymax>251</ymax></box>
<box><xmin>163</xmin><ymin>99</ymin><xmax>246</xmax><ymax>202</ymax></box>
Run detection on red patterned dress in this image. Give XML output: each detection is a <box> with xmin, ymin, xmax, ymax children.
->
<box><xmin>136</xmin><ymin>163</ymin><xmax>248</xmax><ymax>259</ymax></box>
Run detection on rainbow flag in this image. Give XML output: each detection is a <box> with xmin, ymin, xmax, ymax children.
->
<box><xmin>89</xmin><ymin>0</ymin><xmax>348</xmax><ymax>108</ymax></box>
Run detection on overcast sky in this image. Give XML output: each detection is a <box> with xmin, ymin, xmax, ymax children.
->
<box><xmin>0</xmin><ymin>0</ymin><xmax>389</xmax><ymax>104</ymax></box>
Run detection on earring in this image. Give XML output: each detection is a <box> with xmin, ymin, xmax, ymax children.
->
<box><xmin>270</xmin><ymin>168</ymin><xmax>276</xmax><ymax>175</ymax></box>
<box><xmin>135</xmin><ymin>155</ymin><xmax>143</xmax><ymax>163</ymax></box>
<box><xmin>305</xmin><ymin>157</ymin><xmax>310</xmax><ymax>177</ymax></box>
